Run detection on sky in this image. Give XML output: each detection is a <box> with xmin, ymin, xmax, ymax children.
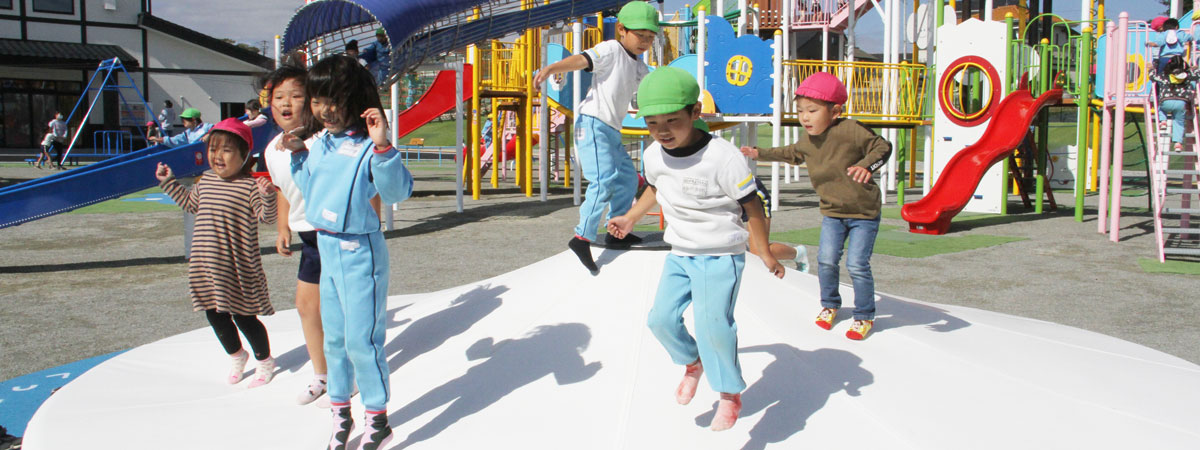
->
<box><xmin>153</xmin><ymin>0</ymin><xmax>1164</xmax><ymax>55</ymax></box>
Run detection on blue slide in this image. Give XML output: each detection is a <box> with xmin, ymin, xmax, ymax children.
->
<box><xmin>0</xmin><ymin>116</ymin><xmax>277</xmax><ymax>229</ymax></box>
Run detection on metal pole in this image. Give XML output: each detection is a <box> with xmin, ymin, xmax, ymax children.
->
<box><xmin>771</xmin><ymin>29</ymin><xmax>783</xmax><ymax>212</ymax></box>
<box><xmin>572</xmin><ymin>19</ymin><xmax>582</xmax><ymax>206</ymax></box>
<box><xmin>274</xmin><ymin>35</ymin><xmax>281</xmax><ymax>68</ymax></box>
<box><xmin>1074</xmin><ymin>25</ymin><xmax>1092</xmax><ymax>221</ymax></box>
<box><xmin>540</xmin><ymin>39</ymin><xmax>550</xmax><ymax>202</ymax></box>
<box><xmin>1109</xmin><ymin>13</ymin><xmax>1128</xmax><ymax>241</ymax></box>
<box><xmin>455</xmin><ymin>63</ymin><xmax>465</xmax><ymax>213</ymax></box>
<box><xmin>1098</xmin><ymin>21</ymin><xmax>1115</xmax><ymax>233</ymax></box>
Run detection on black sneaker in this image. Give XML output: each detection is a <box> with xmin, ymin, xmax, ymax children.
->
<box><xmin>604</xmin><ymin>233</ymin><xmax>643</xmax><ymax>249</ymax></box>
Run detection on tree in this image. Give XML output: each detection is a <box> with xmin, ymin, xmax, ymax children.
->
<box><xmin>219</xmin><ymin>38</ymin><xmax>262</xmax><ymax>54</ymax></box>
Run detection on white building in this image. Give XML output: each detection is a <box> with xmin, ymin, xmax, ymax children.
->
<box><xmin>0</xmin><ymin>0</ymin><xmax>273</xmax><ymax>149</ymax></box>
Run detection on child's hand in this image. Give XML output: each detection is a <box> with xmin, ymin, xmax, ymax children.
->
<box><xmin>532</xmin><ymin>69</ymin><xmax>551</xmax><ymax>92</ymax></box>
<box><xmin>760</xmin><ymin>252</ymin><xmax>785</xmax><ymax>279</ymax></box>
<box><xmin>740</xmin><ymin>146</ymin><xmax>759</xmax><ymax>159</ymax></box>
<box><xmin>155</xmin><ymin>162</ymin><xmax>173</xmax><ymax>182</ymax></box>
<box><xmin>361</xmin><ymin>108</ymin><xmax>389</xmax><ymax>148</ymax></box>
<box><xmin>279</xmin><ymin>127</ymin><xmax>308</xmax><ymax>152</ymax></box>
<box><xmin>606</xmin><ymin>216</ymin><xmax>633</xmax><ymax>239</ymax></box>
<box><xmin>847</xmin><ymin>166</ymin><xmax>872</xmax><ymax>183</ymax></box>
<box><xmin>276</xmin><ymin>230</ymin><xmax>292</xmax><ymax>256</ymax></box>
<box><xmin>255</xmin><ymin>176</ymin><xmax>274</xmax><ymax>196</ymax></box>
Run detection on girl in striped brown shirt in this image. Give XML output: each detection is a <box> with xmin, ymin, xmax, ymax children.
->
<box><xmin>156</xmin><ymin>118</ymin><xmax>279</xmax><ymax>388</ymax></box>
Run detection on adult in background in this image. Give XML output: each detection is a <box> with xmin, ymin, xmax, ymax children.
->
<box><xmin>48</xmin><ymin>112</ymin><xmax>68</xmax><ymax>169</ymax></box>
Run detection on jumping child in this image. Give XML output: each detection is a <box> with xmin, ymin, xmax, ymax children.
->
<box><xmin>284</xmin><ymin>54</ymin><xmax>414</xmax><ymax>450</ymax></box>
<box><xmin>608</xmin><ymin>67</ymin><xmax>785</xmax><ymax>431</ymax></box>
<box><xmin>154</xmin><ymin>118</ymin><xmax>279</xmax><ymax>387</ymax></box>
<box><xmin>261</xmin><ymin>63</ymin><xmax>330</xmax><ymax>405</ymax></box>
<box><xmin>533</xmin><ymin>0</ymin><xmax>658</xmax><ymax>272</ymax></box>
<box><xmin>741</xmin><ymin>72</ymin><xmax>892</xmax><ymax>341</ymax></box>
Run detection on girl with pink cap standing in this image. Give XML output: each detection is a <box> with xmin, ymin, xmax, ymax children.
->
<box><xmin>155</xmin><ymin>118</ymin><xmax>280</xmax><ymax>386</ymax></box>
<box><xmin>740</xmin><ymin>72</ymin><xmax>892</xmax><ymax>340</ymax></box>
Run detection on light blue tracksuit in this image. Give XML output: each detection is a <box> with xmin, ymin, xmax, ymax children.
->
<box><xmin>573</xmin><ymin>114</ymin><xmax>638</xmax><ymax>241</ymax></box>
<box><xmin>291</xmin><ymin>129</ymin><xmax>413</xmax><ymax>411</ymax></box>
<box><xmin>163</xmin><ymin>122</ymin><xmax>213</xmax><ymax>148</ymax></box>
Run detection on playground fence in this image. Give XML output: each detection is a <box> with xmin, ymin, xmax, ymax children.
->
<box><xmin>784</xmin><ymin>59</ymin><xmax>930</xmax><ymax>124</ymax></box>
<box><xmin>481</xmin><ymin>41</ymin><xmax>528</xmax><ymax>92</ymax></box>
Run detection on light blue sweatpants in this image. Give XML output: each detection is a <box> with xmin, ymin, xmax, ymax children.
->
<box><xmin>573</xmin><ymin>114</ymin><xmax>638</xmax><ymax>242</ymax></box>
<box><xmin>317</xmin><ymin>230</ymin><xmax>390</xmax><ymax>411</ymax></box>
<box><xmin>647</xmin><ymin>253</ymin><xmax>747</xmax><ymax>394</ymax></box>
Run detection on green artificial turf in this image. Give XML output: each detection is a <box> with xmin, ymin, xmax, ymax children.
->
<box><xmin>770</xmin><ymin>224</ymin><xmax>1026</xmax><ymax>259</ymax></box>
<box><xmin>69</xmin><ymin>189</ymin><xmax>179</xmax><ymax>214</ymax></box>
<box><xmin>1138</xmin><ymin>258</ymin><xmax>1200</xmax><ymax>275</ymax></box>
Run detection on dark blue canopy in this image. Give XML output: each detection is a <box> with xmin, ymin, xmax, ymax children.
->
<box><xmin>283</xmin><ymin>0</ymin><xmax>627</xmax><ymax>82</ymax></box>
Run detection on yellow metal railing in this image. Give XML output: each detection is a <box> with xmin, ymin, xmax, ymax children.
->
<box><xmin>480</xmin><ymin>41</ymin><xmax>528</xmax><ymax>92</ymax></box>
<box><xmin>783</xmin><ymin>60</ymin><xmax>931</xmax><ymax>124</ymax></box>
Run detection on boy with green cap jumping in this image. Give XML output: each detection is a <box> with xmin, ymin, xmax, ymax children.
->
<box><xmin>152</xmin><ymin>107</ymin><xmax>213</xmax><ymax>148</ymax></box>
<box><xmin>608</xmin><ymin>66</ymin><xmax>785</xmax><ymax>431</ymax></box>
<box><xmin>533</xmin><ymin>1</ymin><xmax>658</xmax><ymax>273</ymax></box>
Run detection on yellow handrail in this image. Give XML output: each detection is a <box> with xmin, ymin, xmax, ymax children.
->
<box><xmin>480</xmin><ymin>40</ymin><xmax>529</xmax><ymax>92</ymax></box>
<box><xmin>783</xmin><ymin>59</ymin><xmax>931</xmax><ymax>124</ymax></box>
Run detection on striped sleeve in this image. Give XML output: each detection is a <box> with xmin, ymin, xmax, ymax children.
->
<box><xmin>160</xmin><ymin>176</ymin><xmax>199</xmax><ymax>214</ymax></box>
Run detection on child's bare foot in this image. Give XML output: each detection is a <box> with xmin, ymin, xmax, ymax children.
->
<box><xmin>675</xmin><ymin>359</ymin><xmax>704</xmax><ymax>405</ymax></box>
<box><xmin>711</xmin><ymin>392</ymin><xmax>742</xmax><ymax>431</ymax></box>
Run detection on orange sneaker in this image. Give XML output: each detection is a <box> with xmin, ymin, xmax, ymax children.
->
<box><xmin>711</xmin><ymin>393</ymin><xmax>742</xmax><ymax>431</ymax></box>
<box><xmin>675</xmin><ymin>359</ymin><xmax>704</xmax><ymax>405</ymax></box>
<box><xmin>815</xmin><ymin>308</ymin><xmax>837</xmax><ymax>330</ymax></box>
<box><xmin>846</xmin><ymin>319</ymin><xmax>874</xmax><ymax>340</ymax></box>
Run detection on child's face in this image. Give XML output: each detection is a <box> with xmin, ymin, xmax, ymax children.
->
<box><xmin>207</xmin><ymin>134</ymin><xmax>246</xmax><ymax>179</ymax></box>
<box><xmin>182</xmin><ymin>117</ymin><xmax>199</xmax><ymax>129</ymax></box>
<box><xmin>618</xmin><ymin>24</ymin><xmax>655</xmax><ymax>55</ymax></box>
<box><xmin>645</xmin><ymin>106</ymin><xmax>701</xmax><ymax>150</ymax></box>
<box><xmin>795</xmin><ymin>97</ymin><xmax>841</xmax><ymax>136</ymax></box>
<box><xmin>310</xmin><ymin>96</ymin><xmax>347</xmax><ymax>134</ymax></box>
<box><xmin>271</xmin><ymin>77</ymin><xmax>307</xmax><ymax>132</ymax></box>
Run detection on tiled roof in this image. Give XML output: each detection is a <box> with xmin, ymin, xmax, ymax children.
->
<box><xmin>0</xmin><ymin>38</ymin><xmax>139</xmax><ymax>68</ymax></box>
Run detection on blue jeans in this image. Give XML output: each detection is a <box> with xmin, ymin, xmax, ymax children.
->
<box><xmin>647</xmin><ymin>254</ymin><xmax>746</xmax><ymax>393</ymax></box>
<box><xmin>1158</xmin><ymin>99</ymin><xmax>1190</xmax><ymax>144</ymax></box>
<box><xmin>817</xmin><ymin>216</ymin><xmax>880</xmax><ymax>321</ymax></box>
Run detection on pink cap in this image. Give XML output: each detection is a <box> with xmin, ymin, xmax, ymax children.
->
<box><xmin>1151</xmin><ymin>16</ymin><xmax>1168</xmax><ymax>31</ymax></box>
<box><xmin>794</xmin><ymin>72</ymin><xmax>848</xmax><ymax>105</ymax></box>
<box><xmin>211</xmin><ymin>117</ymin><xmax>253</xmax><ymax>150</ymax></box>
<box><xmin>145</xmin><ymin>121</ymin><xmax>156</xmax><ymax>127</ymax></box>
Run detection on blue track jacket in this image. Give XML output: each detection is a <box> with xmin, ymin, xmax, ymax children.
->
<box><xmin>290</xmin><ymin>129</ymin><xmax>413</xmax><ymax>234</ymax></box>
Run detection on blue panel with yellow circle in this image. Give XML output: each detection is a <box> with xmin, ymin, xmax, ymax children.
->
<box><xmin>544</xmin><ymin>43</ymin><xmax>591</xmax><ymax>111</ymax></box>
<box><xmin>703</xmin><ymin>15</ymin><xmax>773</xmax><ymax>114</ymax></box>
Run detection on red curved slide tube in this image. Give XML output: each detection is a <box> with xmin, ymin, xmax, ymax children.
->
<box><xmin>901</xmin><ymin>88</ymin><xmax>1062</xmax><ymax>235</ymax></box>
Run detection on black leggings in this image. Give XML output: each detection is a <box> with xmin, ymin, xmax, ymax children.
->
<box><xmin>205</xmin><ymin>310</ymin><xmax>271</xmax><ymax>360</ymax></box>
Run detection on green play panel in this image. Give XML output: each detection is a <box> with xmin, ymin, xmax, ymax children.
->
<box><xmin>1138</xmin><ymin>258</ymin><xmax>1200</xmax><ymax>275</ymax></box>
<box><xmin>770</xmin><ymin>224</ymin><xmax>1026</xmax><ymax>259</ymax></box>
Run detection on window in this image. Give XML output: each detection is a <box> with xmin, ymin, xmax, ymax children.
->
<box><xmin>220</xmin><ymin>102</ymin><xmax>245</xmax><ymax>120</ymax></box>
<box><xmin>0</xmin><ymin>0</ymin><xmax>13</xmax><ymax>10</ymax></box>
<box><xmin>32</xmin><ymin>0</ymin><xmax>74</xmax><ymax>14</ymax></box>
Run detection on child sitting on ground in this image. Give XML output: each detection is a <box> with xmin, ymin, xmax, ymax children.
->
<box><xmin>741</xmin><ymin>72</ymin><xmax>892</xmax><ymax>341</ymax></box>
<box><xmin>155</xmin><ymin>118</ymin><xmax>279</xmax><ymax>387</ymax></box>
<box><xmin>608</xmin><ymin>67</ymin><xmax>785</xmax><ymax>432</ymax></box>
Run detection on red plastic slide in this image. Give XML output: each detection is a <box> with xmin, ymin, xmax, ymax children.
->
<box><xmin>394</xmin><ymin>64</ymin><xmax>474</xmax><ymax>139</ymax></box>
<box><xmin>901</xmin><ymin>88</ymin><xmax>1062</xmax><ymax>235</ymax></box>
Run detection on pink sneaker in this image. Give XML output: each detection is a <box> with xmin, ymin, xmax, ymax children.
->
<box><xmin>227</xmin><ymin>349</ymin><xmax>249</xmax><ymax>384</ymax></box>
<box><xmin>327</xmin><ymin>403</ymin><xmax>354</xmax><ymax>450</ymax></box>
<box><xmin>710</xmin><ymin>392</ymin><xmax>742</xmax><ymax>431</ymax></box>
<box><xmin>675</xmin><ymin>360</ymin><xmax>704</xmax><ymax>405</ymax></box>
<box><xmin>247</xmin><ymin>356</ymin><xmax>275</xmax><ymax>388</ymax></box>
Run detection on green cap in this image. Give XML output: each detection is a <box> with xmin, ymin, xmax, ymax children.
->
<box><xmin>179</xmin><ymin>108</ymin><xmax>201</xmax><ymax>119</ymax></box>
<box><xmin>635</xmin><ymin>67</ymin><xmax>699</xmax><ymax>118</ymax></box>
<box><xmin>376</xmin><ymin>28</ymin><xmax>386</xmax><ymax>36</ymax></box>
<box><xmin>617</xmin><ymin>1</ymin><xmax>660</xmax><ymax>33</ymax></box>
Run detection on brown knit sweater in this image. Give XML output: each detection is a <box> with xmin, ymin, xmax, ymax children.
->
<box><xmin>756</xmin><ymin>118</ymin><xmax>892</xmax><ymax>219</ymax></box>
